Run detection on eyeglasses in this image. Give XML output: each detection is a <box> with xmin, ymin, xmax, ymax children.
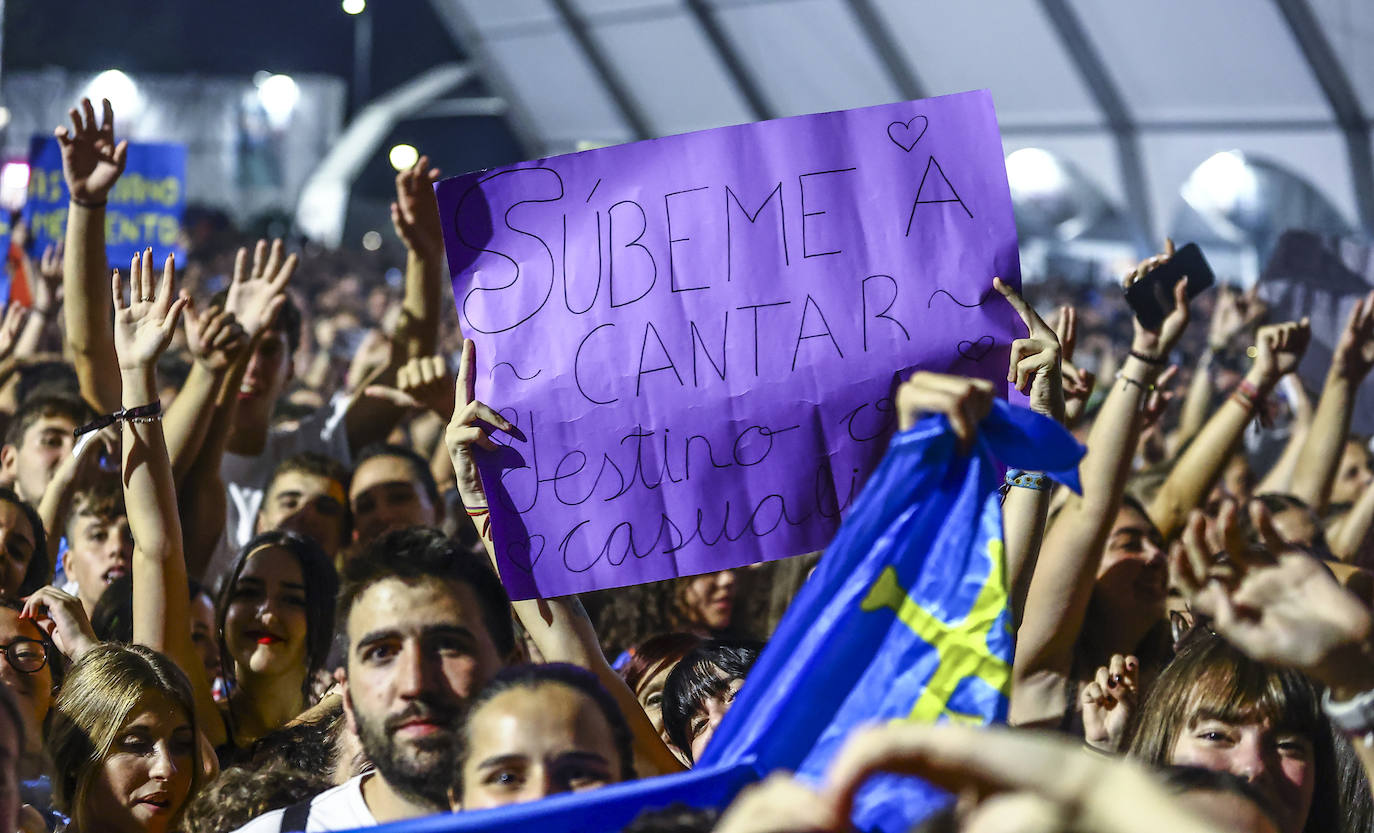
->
<box><xmin>0</xmin><ymin>638</ymin><xmax>48</xmax><ymax>674</ymax></box>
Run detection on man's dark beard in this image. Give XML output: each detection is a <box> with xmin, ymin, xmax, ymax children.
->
<box><xmin>355</xmin><ymin>700</ymin><xmax>462</xmax><ymax>809</ymax></box>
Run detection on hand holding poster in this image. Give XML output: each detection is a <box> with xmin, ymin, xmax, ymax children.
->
<box><xmin>436</xmin><ymin>90</ymin><xmax>1022</xmax><ymax>599</ymax></box>
<box><xmin>23</xmin><ymin>136</ymin><xmax>186</xmax><ymax>265</ymax></box>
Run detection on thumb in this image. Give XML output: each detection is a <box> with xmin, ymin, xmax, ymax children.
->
<box><xmin>363</xmin><ymin>385</ymin><xmax>420</xmax><ymax>409</ymax></box>
<box><xmin>182</xmin><ymin>297</ymin><xmax>201</xmax><ymax>334</ymax></box>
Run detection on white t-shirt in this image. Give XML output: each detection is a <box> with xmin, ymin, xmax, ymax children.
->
<box><xmin>230</xmin><ymin>774</ymin><xmax>375</xmax><ymax>833</ymax></box>
<box><xmin>204</xmin><ymin>397</ymin><xmax>351</xmax><ymax>583</ymax></box>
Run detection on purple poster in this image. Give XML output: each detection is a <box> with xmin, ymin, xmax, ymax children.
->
<box><xmin>436</xmin><ymin>90</ymin><xmax>1021</xmax><ymax>600</ymax></box>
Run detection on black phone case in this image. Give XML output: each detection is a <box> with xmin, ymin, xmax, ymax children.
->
<box><xmin>1123</xmin><ymin>243</ymin><xmax>1215</xmax><ymax>330</ymax></box>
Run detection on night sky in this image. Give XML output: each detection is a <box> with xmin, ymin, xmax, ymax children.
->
<box><xmin>5</xmin><ymin>0</ymin><xmax>527</xmax><ymax>218</ymax></box>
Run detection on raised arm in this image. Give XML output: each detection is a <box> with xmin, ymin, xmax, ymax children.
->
<box><xmin>1011</xmin><ymin>243</ymin><xmax>1190</xmax><ymax>726</ymax></box>
<box><xmin>165</xmin><ymin>239</ymin><xmax>288</xmax><ymax>488</ymax></box>
<box><xmin>1289</xmin><ymin>291</ymin><xmax>1374</xmax><ymax>513</ymax></box>
<box><xmin>15</xmin><ymin>244</ymin><xmax>61</xmax><ymax>358</ymax></box>
<box><xmin>993</xmin><ymin>279</ymin><xmax>1064</xmax><ymax>624</ymax></box>
<box><xmin>342</xmin><ymin>155</ymin><xmax>445</xmax><ymax>453</ymax></box>
<box><xmin>1148</xmin><ymin>319</ymin><xmax>1310</xmax><ymax>539</ymax></box>
<box><xmin>58</xmin><ymin>98</ymin><xmax>127</xmax><ymax>413</ymax></box>
<box><xmin>173</xmin><ymin>242</ymin><xmax>291</xmax><ymax>576</ymax></box>
<box><xmin>1254</xmin><ymin>374</ymin><xmax>1314</xmax><ymax>495</ymax></box>
<box><xmin>117</xmin><ymin>250</ymin><xmax>225</xmax><ymax>745</ymax></box>
<box><xmin>163</xmin><ymin>301</ymin><xmax>247</xmax><ymax>487</ymax></box>
<box><xmin>435</xmin><ymin>341</ymin><xmax>685</xmax><ymax>777</ymax></box>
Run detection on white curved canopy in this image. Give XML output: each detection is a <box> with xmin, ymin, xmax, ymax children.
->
<box><xmin>425</xmin><ymin>0</ymin><xmax>1374</xmax><ymax>257</ymax></box>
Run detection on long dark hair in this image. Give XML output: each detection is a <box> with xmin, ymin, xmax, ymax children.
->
<box><xmin>0</xmin><ymin>487</ymin><xmax>48</xmax><ymax>596</ymax></box>
<box><xmin>215</xmin><ymin>530</ymin><xmax>337</xmax><ymax>703</ymax></box>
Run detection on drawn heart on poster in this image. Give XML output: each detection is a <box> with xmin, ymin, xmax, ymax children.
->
<box><xmin>502</xmin><ymin>535</ymin><xmax>546</xmax><ymax>574</ymax></box>
<box><xmin>957</xmin><ymin>336</ymin><xmax>995</xmax><ymax>361</ymax></box>
<box><xmin>887</xmin><ymin>115</ymin><xmax>929</xmax><ymax>152</ymax></box>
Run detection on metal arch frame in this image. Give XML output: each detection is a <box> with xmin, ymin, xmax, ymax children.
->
<box><xmin>1037</xmin><ymin>0</ymin><xmax>1155</xmax><ymax>256</ymax></box>
<box><xmin>841</xmin><ymin>0</ymin><xmax>926</xmax><ymax>101</ymax></box>
<box><xmin>294</xmin><ymin>63</ymin><xmax>475</xmax><ymax>246</ymax></box>
<box><xmin>425</xmin><ymin>0</ymin><xmax>545</xmax><ymax>157</ymax></box>
<box><xmin>549</xmin><ymin>0</ymin><xmax>652</xmax><ymax>141</ymax></box>
<box><xmin>681</xmin><ymin>0</ymin><xmax>776</xmax><ymax>121</ymax></box>
<box><xmin>1272</xmin><ymin>0</ymin><xmax>1374</xmax><ymax>236</ymax></box>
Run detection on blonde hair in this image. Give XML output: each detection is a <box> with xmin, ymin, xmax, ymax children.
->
<box><xmin>45</xmin><ymin>644</ymin><xmax>204</xmax><ymax>832</ymax></box>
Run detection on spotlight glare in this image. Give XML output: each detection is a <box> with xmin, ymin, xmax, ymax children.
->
<box><xmin>388</xmin><ymin>144</ymin><xmax>419</xmax><ymax>172</ymax></box>
<box><xmin>362</xmin><ymin>230</ymin><xmax>382</xmax><ymax>251</ymax></box>
<box><xmin>342</xmin><ymin>0</ymin><xmax>366</xmax><ymax>14</ymax></box>
<box><xmin>1005</xmin><ymin>148</ymin><xmax>1067</xmax><ymax>201</ymax></box>
<box><xmin>256</xmin><ymin>74</ymin><xmax>300</xmax><ymax>129</ymax></box>
<box><xmin>85</xmin><ymin>70</ymin><xmax>141</xmax><ymax>117</ymax></box>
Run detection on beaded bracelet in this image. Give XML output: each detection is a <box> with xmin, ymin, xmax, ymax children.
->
<box><xmin>1005</xmin><ymin>469</ymin><xmax>1049</xmax><ymax>491</ymax></box>
<box><xmin>73</xmin><ymin>401</ymin><xmax>163</xmax><ymax>438</ymax></box>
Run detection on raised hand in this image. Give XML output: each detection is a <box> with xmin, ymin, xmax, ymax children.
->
<box><xmin>113</xmin><ymin>249</ymin><xmax>189</xmax><ymax>370</ymax></box>
<box><xmin>1333</xmin><ymin>290</ymin><xmax>1374</xmax><ymax>382</ymax></box>
<box><xmin>20</xmin><ymin>585</ymin><xmax>98</xmax><ymax>662</ymax></box>
<box><xmin>1125</xmin><ymin>239</ymin><xmax>1192</xmax><ymax>361</ymax></box>
<box><xmin>444</xmin><ymin>339</ymin><xmax>520</xmax><ymax>506</ymax></box>
<box><xmin>995</xmin><ymin>276</ymin><xmax>1064</xmax><ymax>422</ymax></box>
<box><xmin>1049</xmin><ymin>304</ymin><xmax>1078</xmax><ymax>363</ymax></box>
<box><xmin>1081</xmin><ymin>654</ymin><xmax>1138</xmax><ymax>753</ymax></box>
<box><xmin>0</xmin><ymin>304</ymin><xmax>29</xmax><ymax>362</ymax></box>
<box><xmin>364</xmin><ymin>354</ymin><xmax>456</xmax><ymax>419</ymax></box>
<box><xmin>895</xmin><ymin>371</ymin><xmax>994</xmax><ymax>448</ymax></box>
<box><xmin>1250</xmin><ymin>318</ymin><xmax>1311</xmax><ymax>384</ymax></box>
<box><xmin>1175</xmin><ymin>500</ymin><xmax>1374</xmax><ymax>695</ymax></box>
<box><xmin>713</xmin><ymin>773</ymin><xmax>846</xmax><ymax>833</ymax></box>
<box><xmin>183</xmin><ymin>302</ymin><xmax>248</xmax><ymax>372</ymax></box>
<box><xmin>1061</xmin><ymin>362</ymin><xmax>1096</xmax><ymax>426</ymax></box>
<box><xmin>54</xmin><ymin>97</ymin><xmax>128</xmax><ymax>204</ymax></box>
<box><xmin>33</xmin><ymin>243</ymin><xmax>64</xmax><ymax>313</ymax></box>
<box><xmin>1140</xmin><ymin>364</ymin><xmax>1178</xmax><ymax>430</ymax></box>
<box><xmin>223</xmin><ymin>240</ymin><xmax>295</xmax><ymax>339</ymax></box>
<box><xmin>391</xmin><ymin>154</ymin><xmax>444</xmax><ymax>260</ymax></box>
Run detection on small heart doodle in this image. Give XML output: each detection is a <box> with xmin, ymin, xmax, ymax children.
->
<box><xmin>957</xmin><ymin>336</ymin><xmax>996</xmax><ymax>362</ymax></box>
<box><xmin>502</xmin><ymin>535</ymin><xmax>545</xmax><ymax>574</ymax></box>
<box><xmin>887</xmin><ymin>115</ymin><xmax>929</xmax><ymax>152</ymax></box>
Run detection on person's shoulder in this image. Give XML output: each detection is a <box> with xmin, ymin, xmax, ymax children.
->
<box><xmin>225</xmin><ymin>777</ymin><xmax>370</xmax><ymax>833</ymax></box>
<box><xmin>226</xmin><ymin>807</ymin><xmax>286</xmax><ymax>833</ymax></box>
<box><xmin>303</xmin><ymin>774</ymin><xmax>375</xmax><ymax>830</ymax></box>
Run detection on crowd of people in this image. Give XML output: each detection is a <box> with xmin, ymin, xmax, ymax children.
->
<box><xmin>0</xmin><ymin>93</ymin><xmax>1366</xmax><ymax>833</ymax></box>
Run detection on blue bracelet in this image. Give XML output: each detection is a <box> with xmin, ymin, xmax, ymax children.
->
<box><xmin>1005</xmin><ymin>469</ymin><xmax>1049</xmax><ymax>491</ymax></box>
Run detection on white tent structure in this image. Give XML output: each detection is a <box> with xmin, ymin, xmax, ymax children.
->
<box><xmin>422</xmin><ymin>0</ymin><xmax>1373</xmax><ymax>279</ymax></box>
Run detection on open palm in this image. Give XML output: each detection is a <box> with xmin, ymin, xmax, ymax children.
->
<box><xmin>113</xmin><ymin>250</ymin><xmax>187</xmax><ymax>369</ymax></box>
<box><xmin>1176</xmin><ymin>503</ymin><xmax>1372</xmax><ymax>681</ymax></box>
<box><xmin>56</xmin><ymin>98</ymin><xmax>128</xmax><ymax>203</ymax></box>
<box><xmin>224</xmin><ymin>239</ymin><xmax>296</xmax><ymax>338</ymax></box>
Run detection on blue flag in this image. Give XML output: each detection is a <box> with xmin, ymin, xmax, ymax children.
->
<box><xmin>350</xmin><ymin>401</ymin><xmax>1083</xmax><ymax>833</ymax></box>
<box><xmin>22</xmin><ymin>136</ymin><xmax>187</xmax><ymax>266</ymax></box>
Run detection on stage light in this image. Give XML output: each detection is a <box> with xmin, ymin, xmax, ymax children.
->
<box><xmin>1005</xmin><ymin>148</ymin><xmax>1067</xmax><ymax>201</ymax></box>
<box><xmin>0</xmin><ymin>162</ymin><xmax>30</xmax><ymax>210</ymax></box>
<box><xmin>1184</xmin><ymin>150</ymin><xmax>1258</xmax><ymax>215</ymax></box>
<box><xmin>342</xmin><ymin>0</ymin><xmax>366</xmax><ymax>14</ymax></box>
<box><xmin>86</xmin><ymin>70</ymin><xmax>141</xmax><ymax>117</ymax></box>
<box><xmin>388</xmin><ymin>144</ymin><xmax>419</xmax><ymax>172</ymax></box>
<box><xmin>0</xmin><ymin>108</ymin><xmax>11</xmax><ymax>130</ymax></box>
<box><xmin>256</xmin><ymin>74</ymin><xmax>300</xmax><ymax>129</ymax></box>
<box><xmin>362</xmin><ymin>231</ymin><xmax>382</xmax><ymax>251</ymax></box>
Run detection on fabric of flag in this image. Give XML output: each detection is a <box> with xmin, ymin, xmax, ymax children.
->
<box><xmin>338</xmin><ymin>400</ymin><xmax>1083</xmax><ymax>833</ymax></box>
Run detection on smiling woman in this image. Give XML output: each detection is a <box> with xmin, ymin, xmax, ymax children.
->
<box><xmin>46</xmin><ymin>643</ymin><xmax>206</xmax><ymax>833</ymax></box>
<box><xmin>215</xmin><ymin>530</ymin><xmax>338</xmax><ymax>757</ymax></box>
